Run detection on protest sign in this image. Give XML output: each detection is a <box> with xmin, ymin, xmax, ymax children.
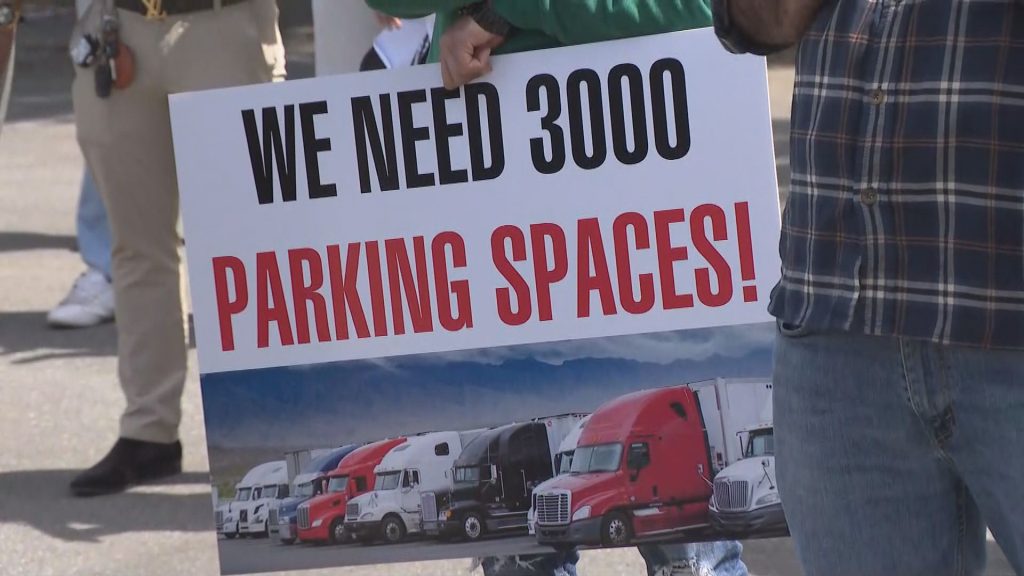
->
<box><xmin>170</xmin><ymin>27</ymin><xmax>782</xmax><ymax>575</ymax></box>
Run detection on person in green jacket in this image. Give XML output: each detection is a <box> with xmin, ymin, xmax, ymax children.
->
<box><xmin>361</xmin><ymin>2</ymin><xmax>748</xmax><ymax>576</ymax></box>
<box><xmin>364</xmin><ymin>0</ymin><xmax>713</xmax><ymax>88</ymax></box>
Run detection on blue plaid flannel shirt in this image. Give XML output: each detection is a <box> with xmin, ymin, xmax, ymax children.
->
<box><xmin>769</xmin><ymin>0</ymin><xmax>1024</xmax><ymax>349</ymax></box>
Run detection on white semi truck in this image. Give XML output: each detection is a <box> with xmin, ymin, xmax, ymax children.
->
<box><xmin>216</xmin><ymin>461</ymin><xmax>284</xmax><ymax>539</ymax></box>
<box><xmin>526</xmin><ymin>415</ymin><xmax>592</xmax><ymax>535</ymax></box>
<box><xmin>238</xmin><ymin>461</ymin><xmax>288</xmax><ymax>537</ymax></box>
<box><xmin>708</xmin><ymin>405</ymin><xmax>786</xmax><ymax>536</ymax></box>
<box><xmin>344</xmin><ymin>430</ymin><xmax>482</xmax><ymax>544</ymax></box>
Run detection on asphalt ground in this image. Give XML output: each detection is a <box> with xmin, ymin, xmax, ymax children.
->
<box><xmin>0</xmin><ymin>5</ymin><xmax>1014</xmax><ymax>576</ymax></box>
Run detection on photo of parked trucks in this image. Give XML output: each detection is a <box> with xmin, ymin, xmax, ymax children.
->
<box><xmin>212</xmin><ymin>376</ymin><xmax>786</xmax><ymax>572</ymax></box>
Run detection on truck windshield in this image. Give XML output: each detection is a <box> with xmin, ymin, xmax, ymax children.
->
<box><xmin>556</xmin><ymin>451</ymin><xmax>574</xmax><ymax>475</ymax></box>
<box><xmin>570</xmin><ymin>444</ymin><xmax>623</xmax><ymax>474</ymax></box>
<box><xmin>745</xmin><ymin>430</ymin><xmax>775</xmax><ymax>457</ymax></box>
<box><xmin>374</xmin><ymin>471</ymin><xmax>402</xmax><ymax>491</ymax></box>
<box><xmin>453</xmin><ymin>466</ymin><xmax>490</xmax><ymax>483</ymax></box>
<box><xmin>327</xmin><ymin>475</ymin><xmax>349</xmax><ymax>493</ymax></box>
<box><xmin>261</xmin><ymin>485</ymin><xmax>278</xmax><ymax>499</ymax></box>
<box><xmin>295</xmin><ymin>481</ymin><xmax>316</xmax><ymax>498</ymax></box>
<box><xmin>235</xmin><ymin>488</ymin><xmax>252</xmax><ymax>501</ymax></box>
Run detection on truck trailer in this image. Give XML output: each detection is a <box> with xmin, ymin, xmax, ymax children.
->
<box><xmin>296</xmin><ymin>437</ymin><xmax>406</xmax><ymax>544</ymax></box>
<box><xmin>691</xmin><ymin>378</ymin><xmax>774</xmax><ymax>475</ymax></box>
<box><xmin>274</xmin><ymin>445</ymin><xmax>361</xmax><ymax>544</ymax></box>
<box><xmin>344</xmin><ymin>430</ymin><xmax>482</xmax><ymax>544</ymax></box>
<box><xmin>428</xmin><ymin>414</ymin><xmax>587</xmax><ymax>541</ymax></box>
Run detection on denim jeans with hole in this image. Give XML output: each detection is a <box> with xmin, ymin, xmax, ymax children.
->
<box><xmin>774</xmin><ymin>323</ymin><xmax>1024</xmax><ymax>576</ymax></box>
<box><xmin>480</xmin><ymin>541</ymin><xmax>747</xmax><ymax>576</ymax></box>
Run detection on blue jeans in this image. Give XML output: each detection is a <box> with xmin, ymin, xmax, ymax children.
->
<box><xmin>481</xmin><ymin>542</ymin><xmax>747</xmax><ymax>576</ymax></box>
<box><xmin>775</xmin><ymin>325</ymin><xmax>1024</xmax><ymax>576</ymax></box>
<box><xmin>76</xmin><ymin>169</ymin><xmax>112</xmax><ymax>278</ymax></box>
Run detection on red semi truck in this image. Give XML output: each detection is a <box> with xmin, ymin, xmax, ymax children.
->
<box><xmin>296</xmin><ymin>437</ymin><xmax>406</xmax><ymax>544</ymax></box>
<box><xmin>533</xmin><ymin>385</ymin><xmax>714</xmax><ymax>547</ymax></box>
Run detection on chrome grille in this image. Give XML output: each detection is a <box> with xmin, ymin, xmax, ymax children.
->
<box><xmin>713</xmin><ymin>479</ymin><xmax>750</xmax><ymax>511</ymax></box>
<box><xmin>298</xmin><ymin>505</ymin><xmax>310</xmax><ymax>529</ymax></box>
<box><xmin>239</xmin><ymin>509</ymin><xmax>248</xmax><ymax>523</ymax></box>
<box><xmin>535</xmin><ymin>493</ymin><xmax>570</xmax><ymax>525</ymax></box>
<box><xmin>345</xmin><ymin>502</ymin><xmax>360</xmax><ymax>521</ymax></box>
<box><xmin>268</xmin><ymin>507</ymin><xmax>279</xmax><ymax>526</ymax></box>
<box><xmin>215</xmin><ymin>510</ymin><xmax>224</xmax><ymax>530</ymax></box>
<box><xmin>421</xmin><ymin>492</ymin><xmax>438</xmax><ymax>522</ymax></box>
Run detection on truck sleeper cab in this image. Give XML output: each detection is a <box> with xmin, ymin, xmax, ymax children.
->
<box><xmin>296</xmin><ymin>438</ymin><xmax>406</xmax><ymax>544</ymax></box>
<box><xmin>535</xmin><ymin>385</ymin><xmax>713</xmax><ymax>548</ymax></box>
<box><xmin>430</xmin><ymin>415</ymin><xmax>586</xmax><ymax>542</ymax></box>
<box><xmin>345</xmin><ymin>430</ymin><xmax>479</xmax><ymax>544</ymax></box>
<box><xmin>709</xmin><ymin>425</ymin><xmax>786</xmax><ymax>536</ymax></box>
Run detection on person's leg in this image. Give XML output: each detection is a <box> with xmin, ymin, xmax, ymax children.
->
<box><xmin>72</xmin><ymin>10</ymin><xmax>187</xmax><ymax>447</ymax></box>
<box><xmin>774</xmin><ymin>326</ymin><xmax>988</xmax><ymax>576</ymax></box>
<box><xmin>47</xmin><ymin>170</ymin><xmax>117</xmax><ymax>328</ymax></box>
<box><xmin>75</xmin><ymin>169</ymin><xmax>112</xmax><ymax>278</ymax></box>
<box><xmin>637</xmin><ymin>541</ymin><xmax>746</xmax><ymax>576</ymax></box>
<box><xmin>942</xmin><ymin>344</ymin><xmax>1024</xmax><ymax>573</ymax></box>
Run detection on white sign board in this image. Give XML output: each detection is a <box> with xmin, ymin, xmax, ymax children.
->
<box><xmin>171</xmin><ymin>28</ymin><xmax>783</xmax><ymax>574</ymax></box>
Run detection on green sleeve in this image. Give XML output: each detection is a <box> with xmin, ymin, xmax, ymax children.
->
<box><xmin>363</xmin><ymin>0</ymin><xmax>465</xmax><ymax>19</ymax></box>
<box><xmin>491</xmin><ymin>0</ymin><xmax>712</xmax><ymax>45</ymax></box>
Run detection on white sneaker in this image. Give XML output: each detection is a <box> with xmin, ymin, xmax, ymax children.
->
<box><xmin>47</xmin><ymin>268</ymin><xmax>115</xmax><ymax>328</ymax></box>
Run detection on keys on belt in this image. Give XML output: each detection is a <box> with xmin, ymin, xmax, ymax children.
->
<box><xmin>113</xmin><ymin>0</ymin><xmax>248</xmax><ymax>17</ymax></box>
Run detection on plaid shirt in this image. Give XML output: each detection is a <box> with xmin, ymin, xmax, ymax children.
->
<box><xmin>769</xmin><ymin>0</ymin><xmax>1024</xmax><ymax>349</ymax></box>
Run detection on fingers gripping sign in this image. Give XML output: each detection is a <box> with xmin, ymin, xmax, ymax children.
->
<box><xmin>440</xmin><ymin>15</ymin><xmax>506</xmax><ymax>90</ymax></box>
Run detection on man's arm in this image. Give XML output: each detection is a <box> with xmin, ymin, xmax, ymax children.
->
<box><xmin>728</xmin><ymin>0</ymin><xmax>824</xmax><ymax>50</ymax></box>
<box><xmin>363</xmin><ymin>0</ymin><xmax>463</xmax><ymax>20</ymax></box>
<box><xmin>490</xmin><ymin>0</ymin><xmax>714</xmax><ymax>45</ymax></box>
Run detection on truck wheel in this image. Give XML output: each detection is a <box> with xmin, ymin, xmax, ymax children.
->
<box><xmin>462</xmin><ymin>511</ymin><xmax>485</xmax><ymax>541</ymax></box>
<box><xmin>328</xmin><ymin>518</ymin><xmax>347</xmax><ymax>545</ymax></box>
<box><xmin>224</xmin><ymin>532</ymin><xmax>237</xmax><ymax>540</ymax></box>
<box><xmin>601</xmin><ymin>512</ymin><xmax>633</xmax><ymax>547</ymax></box>
<box><xmin>381</xmin><ymin>515</ymin><xmax>406</xmax><ymax>544</ymax></box>
<box><xmin>281</xmin><ymin>537</ymin><xmax>295</xmax><ymax>545</ymax></box>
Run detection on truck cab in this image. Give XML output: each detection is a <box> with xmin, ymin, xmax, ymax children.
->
<box><xmin>239</xmin><ymin>461</ymin><xmax>288</xmax><ymax>537</ymax></box>
<box><xmin>296</xmin><ymin>438</ymin><xmax>406</xmax><ymax>544</ymax></box>
<box><xmin>527</xmin><ymin>415</ymin><xmax>592</xmax><ymax>535</ymax></box>
<box><xmin>345</xmin><ymin>430</ymin><xmax>479</xmax><ymax>544</ymax></box>
<box><xmin>534</xmin><ymin>385</ymin><xmax>713</xmax><ymax>548</ymax></box>
<box><xmin>274</xmin><ymin>444</ymin><xmax>361</xmax><ymax>544</ymax></box>
<box><xmin>431</xmin><ymin>414</ymin><xmax>586</xmax><ymax>542</ymax></box>
<box><xmin>215</xmin><ymin>461</ymin><xmax>282</xmax><ymax>539</ymax></box>
<box><xmin>709</xmin><ymin>425</ymin><xmax>786</xmax><ymax>535</ymax></box>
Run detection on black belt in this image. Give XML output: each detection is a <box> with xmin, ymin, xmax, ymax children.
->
<box><xmin>114</xmin><ymin>0</ymin><xmax>248</xmax><ymax>17</ymax></box>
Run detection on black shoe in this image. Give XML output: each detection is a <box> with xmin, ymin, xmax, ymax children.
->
<box><xmin>70</xmin><ymin>437</ymin><xmax>182</xmax><ymax>497</ymax></box>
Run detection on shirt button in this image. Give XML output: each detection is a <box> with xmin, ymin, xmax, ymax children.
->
<box><xmin>870</xmin><ymin>89</ymin><xmax>885</xmax><ymax>105</ymax></box>
<box><xmin>860</xmin><ymin>188</ymin><xmax>879</xmax><ymax>206</ymax></box>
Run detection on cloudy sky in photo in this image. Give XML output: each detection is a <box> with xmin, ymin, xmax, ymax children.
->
<box><xmin>201</xmin><ymin>322</ymin><xmax>774</xmax><ymax>450</ymax></box>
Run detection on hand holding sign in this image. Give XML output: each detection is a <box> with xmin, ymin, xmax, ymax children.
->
<box><xmin>440</xmin><ymin>15</ymin><xmax>505</xmax><ymax>90</ymax></box>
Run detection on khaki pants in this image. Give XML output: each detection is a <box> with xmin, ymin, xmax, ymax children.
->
<box><xmin>73</xmin><ymin>1</ymin><xmax>284</xmax><ymax>443</ymax></box>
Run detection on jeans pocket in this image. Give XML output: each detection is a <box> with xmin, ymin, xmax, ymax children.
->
<box><xmin>776</xmin><ymin>319</ymin><xmax>811</xmax><ymax>338</ymax></box>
